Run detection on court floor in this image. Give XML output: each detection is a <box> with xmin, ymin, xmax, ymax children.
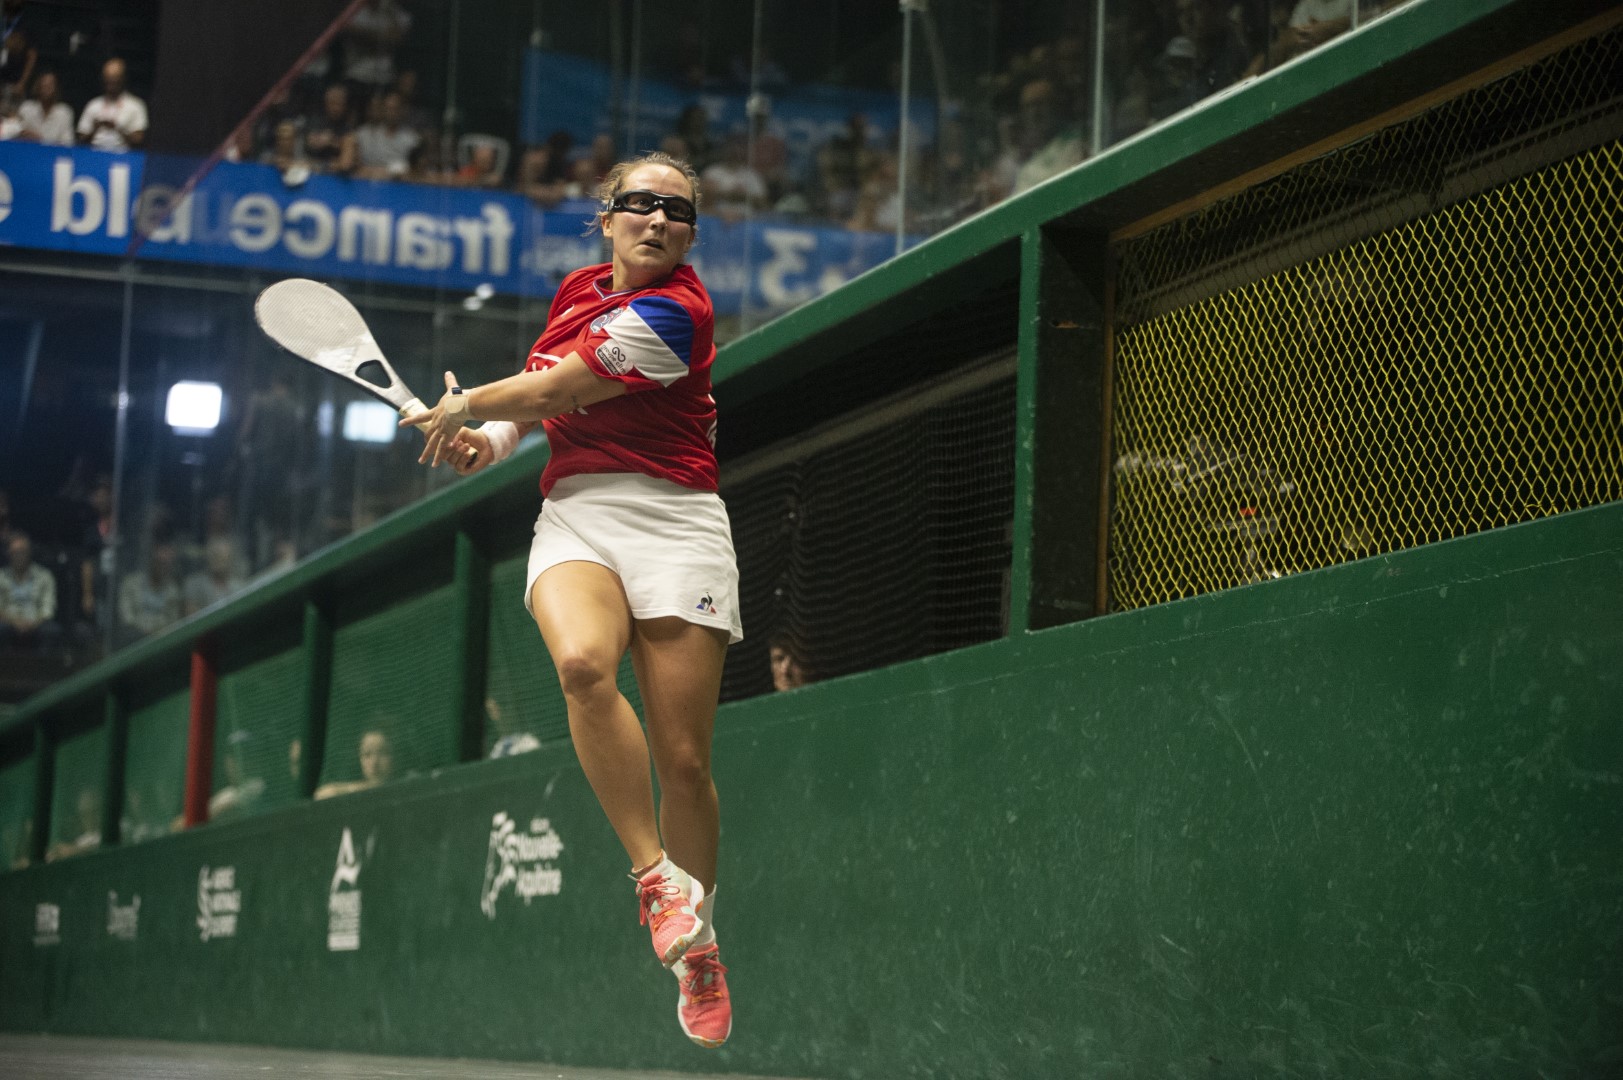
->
<box><xmin>0</xmin><ymin>1035</ymin><xmax>805</xmax><ymax>1080</ymax></box>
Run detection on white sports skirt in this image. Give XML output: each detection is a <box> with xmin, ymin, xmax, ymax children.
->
<box><xmin>524</xmin><ymin>472</ymin><xmax>743</xmax><ymax>644</ymax></box>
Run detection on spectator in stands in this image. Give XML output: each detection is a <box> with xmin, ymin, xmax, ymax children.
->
<box><xmin>355</xmin><ymin>90</ymin><xmax>420</xmax><ymax>180</ymax></box>
<box><xmin>0</xmin><ymin>84</ymin><xmax>21</xmax><ymax>140</ymax></box>
<box><xmin>116</xmin><ymin>541</ymin><xmax>181</xmax><ymax>643</ymax></box>
<box><xmin>845</xmin><ymin>149</ymin><xmax>903</xmax><ymax>234</ymax></box>
<box><xmin>568</xmin><ymin>133</ymin><xmax>618</xmax><ymax>197</ymax></box>
<box><xmin>486</xmin><ymin>697</ymin><xmax>541</xmax><ymax>758</ymax></box>
<box><xmin>77</xmin><ymin>477</ymin><xmax>112</xmax><ymax>633</ymax></box>
<box><xmin>314</xmin><ymin>727</ymin><xmax>395</xmax><ymax>799</ymax></box>
<box><xmin>0</xmin><ymin>0</ymin><xmax>35</xmax><ymax>100</ymax></box>
<box><xmin>455</xmin><ymin>140</ymin><xmax>504</xmax><ymax>188</ymax></box>
<box><xmin>392</xmin><ymin>68</ymin><xmax>433</xmax><ymax>134</ymax></box>
<box><xmin>673</xmin><ymin>105</ymin><xmax>714</xmax><ymax>173</ymax></box>
<box><xmin>1286</xmin><ymin>0</ymin><xmax>1354</xmax><ymax>55</ymax></box>
<box><xmin>305</xmin><ymin>83</ymin><xmax>358</xmax><ymax>176</ymax></box>
<box><xmin>768</xmin><ymin>632</ymin><xmax>811</xmax><ymax>692</ymax></box>
<box><xmin>77</xmin><ymin>58</ymin><xmax>147</xmax><ymax>151</ymax></box>
<box><xmin>46</xmin><ymin>788</ymin><xmax>100</xmax><ymax>861</ymax></box>
<box><xmin>341</xmin><ymin>0</ymin><xmax>412</xmax><ymax>113</ymax></box>
<box><xmin>815</xmin><ymin>113</ymin><xmax>877</xmax><ymax>221</ymax></box>
<box><xmin>183</xmin><ymin>537</ymin><xmax>246</xmax><ymax>616</ymax></box>
<box><xmin>1</xmin><ymin>532</ymin><xmax>61</xmax><ymax>654</ymax></box>
<box><xmin>1010</xmin><ymin>78</ymin><xmax>1086</xmax><ymax>195</ymax></box>
<box><xmin>18</xmin><ymin>70</ymin><xmax>74</xmax><ymax>145</ymax></box>
<box><xmin>515</xmin><ymin>144</ymin><xmax>567</xmax><ymax>207</ymax></box>
<box><xmin>208</xmin><ymin>730</ymin><xmax>267</xmax><ymax>821</ymax></box>
<box><xmin>701</xmin><ymin>132</ymin><xmax>768</xmax><ymax>220</ymax></box>
<box><xmin>260</xmin><ymin>119</ymin><xmax>311</xmax><ymax>182</ymax></box>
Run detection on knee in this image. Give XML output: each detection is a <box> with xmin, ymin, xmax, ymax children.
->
<box><xmin>657</xmin><ymin>747</ymin><xmax>714</xmax><ymax>798</ymax></box>
<box><xmin>553</xmin><ymin>651</ymin><xmax>618</xmax><ymax>702</ymax></box>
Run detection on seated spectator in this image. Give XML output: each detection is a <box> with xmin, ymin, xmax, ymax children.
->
<box><xmin>816</xmin><ymin>114</ymin><xmax>877</xmax><ymax>220</ymax></box>
<box><xmin>568</xmin><ymin>133</ymin><xmax>618</xmax><ymax>197</ymax></box>
<box><xmin>355</xmin><ymin>90</ymin><xmax>420</xmax><ymax>180</ymax></box>
<box><xmin>1011</xmin><ymin>78</ymin><xmax>1086</xmax><ymax>195</ymax></box>
<box><xmin>314</xmin><ymin>728</ymin><xmax>395</xmax><ymax>799</ymax></box>
<box><xmin>19</xmin><ymin>72</ymin><xmax>78</xmax><ymax>146</ymax></box>
<box><xmin>515</xmin><ymin>145</ymin><xmax>567</xmax><ymax>206</ymax></box>
<box><xmin>0</xmin><ymin>0</ymin><xmax>35</xmax><ymax>100</ymax></box>
<box><xmin>701</xmin><ymin>132</ymin><xmax>769</xmax><ymax>220</ymax></box>
<box><xmin>117</xmin><ymin>541</ymin><xmax>182</xmax><ymax>643</ymax></box>
<box><xmin>391</xmin><ymin>68</ymin><xmax>433</xmax><ymax>133</ymax></box>
<box><xmin>845</xmin><ymin>150</ymin><xmax>903</xmax><ymax>234</ymax></box>
<box><xmin>183</xmin><ymin>537</ymin><xmax>246</xmax><ymax>616</ymax></box>
<box><xmin>208</xmin><ymin>730</ymin><xmax>267</xmax><ymax>821</ymax></box>
<box><xmin>0</xmin><ymin>86</ymin><xmax>21</xmax><ymax>140</ymax></box>
<box><xmin>486</xmin><ymin>697</ymin><xmax>540</xmax><ymax>758</ymax></box>
<box><xmin>259</xmin><ymin>119</ymin><xmax>311</xmax><ymax>182</ymax></box>
<box><xmin>46</xmin><ymin>788</ymin><xmax>101</xmax><ymax>861</ymax></box>
<box><xmin>77</xmin><ymin>57</ymin><xmax>147</xmax><ymax>151</ymax></box>
<box><xmin>673</xmin><ymin>104</ymin><xmax>714</xmax><ymax>172</ymax></box>
<box><xmin>305</xmin><ymin>83</ymin><xmax>357</xmax><ymax>176</ymax></box>
<box><xmin>768</xmin><ymin>632</ymin><xmax>812</xmax><ymax>692</ymax></box>
<box><xmin>77</xmin><ymin>477</ymin><xmax>112</xmax><ymax>634</ymax></box>
<box><xmin>1</xmin><ymin>532</ymin><xmax>61</xmax><ymax>653</ymax></box>
<box><xmin>342</xmin><ymin>0</ymin><xmax>412</xmax><ymax>114</ymax></box>
<box><xmin>455</xmin><ymin>141</ymin><xmax>504</xmax><ymax>188</ymax></box>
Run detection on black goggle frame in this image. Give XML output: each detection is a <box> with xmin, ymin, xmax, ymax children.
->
<box><xmin>609</xmin><ymin>189</ymin><xmax>698</xmax><ymax>225</ymax></box>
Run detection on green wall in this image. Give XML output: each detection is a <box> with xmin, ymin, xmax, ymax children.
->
<box><xmin>3</xmin><ymin>502</ymin><xmax>1618</xmax><ymax>1078</ymax></box>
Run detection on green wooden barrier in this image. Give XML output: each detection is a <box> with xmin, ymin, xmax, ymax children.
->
<box><xmin>1</xmin><ymin>502</ymin><xmax>1618</xmax><ymax>1076</ymax></box>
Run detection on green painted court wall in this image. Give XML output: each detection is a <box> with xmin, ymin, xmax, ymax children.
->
<box><xmin>3</xmin><ymin>501</ymin><xmax>1619</xmax><ymax>1079</ymax></box>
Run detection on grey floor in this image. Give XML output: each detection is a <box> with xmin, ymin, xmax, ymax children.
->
<box><xmin>0</xmin><ymin>1035</ymin><xmax>804</xmax><ymax>1080</ymax></box>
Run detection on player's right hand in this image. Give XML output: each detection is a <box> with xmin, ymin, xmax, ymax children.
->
<box><xmin>448</xmin><ymin>427</ymin><xmax>492</xmax><ymax>477</ymax></box>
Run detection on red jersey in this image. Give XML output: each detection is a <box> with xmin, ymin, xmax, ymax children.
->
<box><xmin>524</xmin><ymin>263</ymin><xmax>719</xmax><ymax>496</ymax></box>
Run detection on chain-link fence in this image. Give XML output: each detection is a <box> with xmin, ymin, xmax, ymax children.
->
<box><xmin>1108</xmin><ymin>28</ymin><xmax>1622</xmax><ymax>609</ymax></box>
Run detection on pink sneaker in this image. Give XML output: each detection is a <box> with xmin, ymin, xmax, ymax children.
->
<box><xmin>672</xmin><ymin>944</ymin><xmax>731</xmax><ymax>1048</ymax></box>
<box><xmin>633</xmin><ymin>864</ymin><xmax>705</xmax><ymax>967</ymax></box>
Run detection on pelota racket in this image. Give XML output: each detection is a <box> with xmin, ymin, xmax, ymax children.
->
<box><xmin>253</xmin><ymin>278</ymin><xmax>429</xmax><ymax>418</ymax></box>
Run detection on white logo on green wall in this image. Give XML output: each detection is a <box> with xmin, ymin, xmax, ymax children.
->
<box><xmin>33</xmin><ymin>902</ymin><xmax>60</xmax><ymax>947</ymax></box>
<box><xmin>481</xmin><ymin>812</ymin><xmax>564</xmax><ymax>919</ymax></box>
<box><xmin>107</xmin><ymin>891</ymin><xmax>140</xmax><ymax>941</ymax></box>
<box><xmin>197</xmin><ymin>866</ymin><xmax>240</xmax><ymax>941</ymax></box>
<box><xmin>328</xmin><ymin>826</ymin><xmax>362</xmax><ymax>952</ymax></box>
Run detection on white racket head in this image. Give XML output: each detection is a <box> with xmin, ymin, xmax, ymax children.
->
<box><xmin>254</xmin><ymin>278</ymin><xmax>426</xmax><ymax>415</ymax></box>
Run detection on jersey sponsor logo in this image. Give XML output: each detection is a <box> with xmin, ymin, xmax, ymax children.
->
<box><xmin>590</xmin><ymin>306</ymin><xmax>627</xmax><ymax>334</ymax></box>
<box><xmin>595</xmin><ymin>341</ymin><xmax>632</xmax><ymax>376</ymax></box>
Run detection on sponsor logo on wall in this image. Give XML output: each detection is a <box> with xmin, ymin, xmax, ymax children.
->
<box><xmin>481</xmin><ymin>812</ymin><xmax>564</xmax><ymax>919</ymax></box>
<box><xmin>327</xmin><ymin>827</ymin><xmax>363</xmax><ymax>952</ymax></box>
<box><xmin>197</xmin><ymin>865</ymin><xmax>241</xmax><ymax>941</ymax></box>
<box><xmin>33</xmin><ymin>902</ymin><xmax>60</xmax><ymax>947</ymax></box>
<box><xmin>107</xmin><ymin>892</ymin><xmax>141</xmax><ymax>941</ymax></box>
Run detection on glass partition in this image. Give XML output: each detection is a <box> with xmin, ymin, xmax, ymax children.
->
<box><xmin>0</xmin><ymin>0</ymin><xmax>1418</xmax><ymax>697</ymax></box>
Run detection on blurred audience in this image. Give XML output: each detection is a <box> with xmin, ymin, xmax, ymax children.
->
<box><xmin>304</xmin><ymin>83</ymin><xmax>358</xmax><ymax>176</ymax></box>
<box><xmin>183</xmin><ymin>537</ymin><xmax>247</xmax><ymax>616</ymax></box>
<box><xmin>17</xmin><ymin>69</ymin><xmax>72</xmax><ymax>145</ymax></box>
<box><xmin>342</xmin><ymin>0</ymin><xmax>412</xmax><ymax>114</ymax></box>
<box><xmin>0</xmin><ymin>0</ymin><xmax>35</xmax><ymax>100</ymax></box>
<box><xmin>356</xmin><ymin>89</ymin><xmax>420</xmax><ymax>179</ymax></box>
<box><xmin>77</xmin><ymin>57</ymin><xmax>146</xmax><ymax>151</ymax></box>
<box><xmin>1</xmin><ymin>532</ymin><xmax>61</xmax><ymax>654</ymax></box>
<box><xmin>314</xmin><ymin>728</ymin><xmax>396</xmax><ymax>799</ymax></box>
<box><xmin>116</xmin><ymin>541</ymin><xmax>181</xmax><ymax>644</ymax></box>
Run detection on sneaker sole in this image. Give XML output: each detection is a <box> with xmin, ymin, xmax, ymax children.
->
<box><xmin>677</xmin><ymin>1005</ymin><xmax>731</xmax><ymax>1048</ymax></box>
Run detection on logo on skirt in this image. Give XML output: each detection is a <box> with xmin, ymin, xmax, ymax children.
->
<box><xmin>695</xmin><ymin>593</ymin><xmax>717</xmax><ymax>614</ymax></box>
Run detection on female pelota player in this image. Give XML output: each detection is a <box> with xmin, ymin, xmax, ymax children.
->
<box><xmin>403</xmin><ymin>152</ymin><xmax>735</xmax><ymax>1048</ymax></box>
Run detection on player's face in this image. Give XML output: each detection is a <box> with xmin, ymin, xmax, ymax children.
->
<box><xmin>603</xmin><ymin>164</ymin><xmax>695</xmax><ymax>290</ymax></box>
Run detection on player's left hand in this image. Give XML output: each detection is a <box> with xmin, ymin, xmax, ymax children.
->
<box><xmin>400</xmin><ymin>370</ymin><xmax>473</xmax><ymax>467</ymax></box>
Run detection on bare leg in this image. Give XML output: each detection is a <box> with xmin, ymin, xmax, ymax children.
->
<box><xmin>632</xmin><ymin>616</ymin><xmax>728</xmax><ymax>890</ymax></box>
<box><xmin>530</xmin><ymin>562</ymin><xmax>661</xmax><ymax>871</ymax></box>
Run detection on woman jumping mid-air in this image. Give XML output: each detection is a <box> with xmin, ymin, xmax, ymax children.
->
<box><xmin>404</xmin><ymin>151</ymin><xmax>737</xmax><ymax>1048</ymax></box>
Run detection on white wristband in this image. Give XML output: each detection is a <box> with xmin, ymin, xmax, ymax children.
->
<box><xmin>482</xmin><ymin>421</ymin><xmax>520</xmax><ymax>462</ymax></box>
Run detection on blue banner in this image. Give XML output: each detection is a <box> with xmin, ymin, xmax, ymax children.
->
<box><xmin>0</xmin><ymin>141</ymin><xmax>915</xmax><ymax>316</ymax></box>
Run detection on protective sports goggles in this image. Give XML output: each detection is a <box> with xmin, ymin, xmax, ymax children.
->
<box><xmin>609</xmin><ymin>189</ymin><xmax>698</xmax><ymax>225</ymax></box>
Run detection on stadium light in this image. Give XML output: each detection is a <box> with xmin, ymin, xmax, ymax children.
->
<box><xmin>165</xmin><ymin>381</ymin><xmax>223</xmax><ymax>435</ymax></box>
<box><xmin>342</xmin><ymin>400</ymin><xmax>397</xmax><ymax>444</ymax></box>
